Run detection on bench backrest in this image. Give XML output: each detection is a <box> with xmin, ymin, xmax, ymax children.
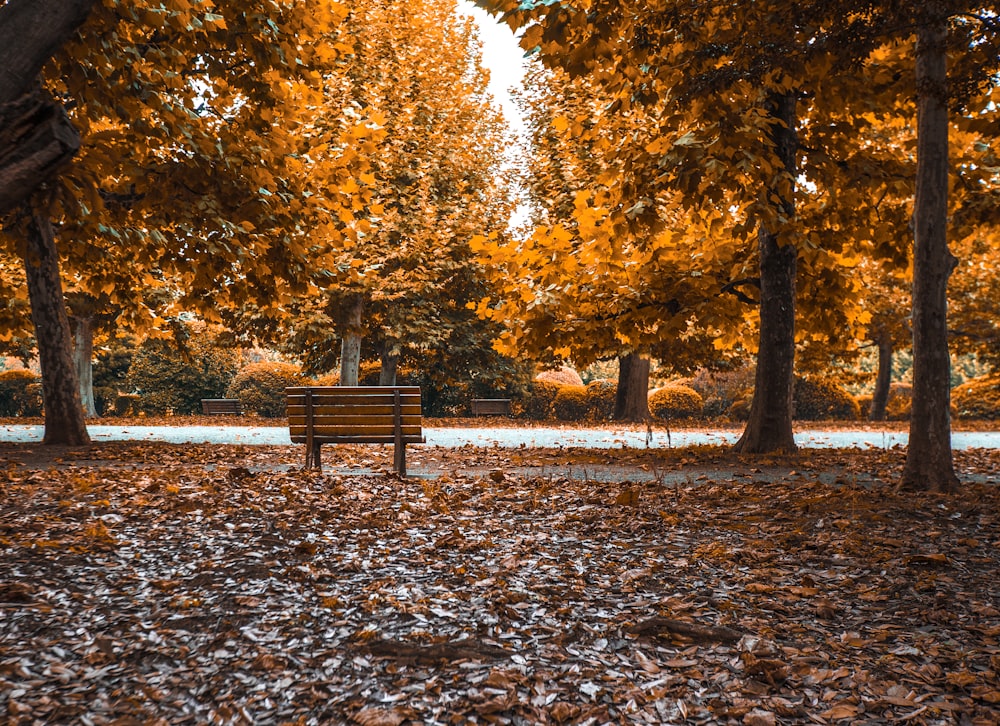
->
<box><xmin>202</xmin><ymin>398</ymin><xmax>242</xmax><ymax>415</ymax></box>
<box><xmin>471</xmin><ymin>398</ymin><xmax>511</xmax><ymax>416</ymax></box>
<box><xmin>286</xmin><ymin>386</ymin><xmax>422</xmax><ymax>444</ymax></box>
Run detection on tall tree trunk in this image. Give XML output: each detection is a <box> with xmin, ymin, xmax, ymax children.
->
<box><xmin>735</xmin><ymin>93</ymin><xmax>798</xmax><ymax>454</ymax></box>
<box><xmin>902</xmin><ymin>11</ymin><xmax>959</xmax><ymax>493</ymax></box>
<box><xmin>0</xmin><ymin>0</ymin><xmax>94</xmax><ymax>214</ymax></box>
<box><xmin>73</xmin><ymin>315</ymin><xmax>97</xmax><ymax>418</ymax></box>
<box><xmin>339</xmin><ymin>294</ymin><xmax>364</xmax><ymax>387</ymax></box>
<box><xmin>379</xmin><ymin>350</ymin><xmax>399</xmax><ymax>386</ymax></box>
<box><xmin>614</xmin><ymin>352</ymin><xmax>650</xmax><ymax>422</ymax></box>
<box><xmin>869</xmin><ymin>331</ymin><xmax>893</xmax><ymax>421</ymax></box>
<box><xmin>21</xmin><ymin>203</ymin><xmax>90</xmax><ymax>445</ymax></box>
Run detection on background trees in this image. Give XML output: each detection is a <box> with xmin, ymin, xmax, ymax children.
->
<box><xmin>474</xmin><ymin>0</ymin><xmax>999</xmax><ymax>491</ymax></box>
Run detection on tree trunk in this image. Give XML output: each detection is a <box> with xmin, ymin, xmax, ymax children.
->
<box><xmin>902</xmin><ymin>11</ymin><xmax>959</xmax><ymax>493</ymax></box>
<box><xmin>21</xmin><ymin>204</ymin><xmax>90</xmax><ymax>445</ymax></box>
<box><xmin>0</xmin><ymin>0</ymin><xmax>95</xmax><ymax>102</ymax></box>
<box><xmin>734</xmin><ymin>93</ymin><xmax>798</xmax><ymax>454</ymax></box>
<box><xmin>614</xmin><ymin>352</ymin><xmax>650</xmax><ymax>422</ymax></box>
<box><xmin>339</xmin><ymin>295</ymin><xmax>364</xmax><ymax>387</ymax></box>
<box><xmin>379</xmin><ymin>351</ymin><xmax>399</xmax><ymax>386</ymax></box>
<box><xmin>0</xmin><ymin>0</ymin><xmax>94</xmax><ymax>214</ymax></box>
<box><xmin>869</xmin><ymin>331</ymin><xmax>893</xmax><ymax>421</ymax></box>
<box><xmin>73</xmin><ymin>315</ymin><xmax>98</xmax><ymax>418</ymax></box>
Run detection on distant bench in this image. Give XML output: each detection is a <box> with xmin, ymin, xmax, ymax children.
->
<box><xmin>286</xmin><ymin>386</ymin><xmax>423</xmax><ymax>476</ymax></box>
<box><xmin>201</xmin><ymin>398</ymin><xmax>242</xmax><ymax>416</ymax></box>
<box><xmin>471</xmin><ymin>398</ymin><xmax>512</xmax><ymax>417</ymax></box>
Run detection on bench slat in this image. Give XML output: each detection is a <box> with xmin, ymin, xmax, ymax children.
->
<box><xmin>287</xmin><ymin>404</ymin><xmax>422</xmax><ymax>417</ymax></box>
<box><xmin>289</xmin><ymin>424</ymin><xmax>422</xmax><ymax>438</ymax></box>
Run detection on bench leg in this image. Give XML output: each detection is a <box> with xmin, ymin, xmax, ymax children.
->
<box><xmin>393</xmin><ymin>443</ymin><xmax>406</xmax><ymax>477</ymax></box>
<box><xmin>306</xmin><ymin>442</ymin><xmax>322</xmax><ymax>470</ymax></box>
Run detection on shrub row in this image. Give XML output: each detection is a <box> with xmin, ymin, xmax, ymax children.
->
<box><xmin>4</xmin><ymin>355</ymin><xmax>999</xmax><ymax>422</ymax></box>
<box><xmin>0</xmin><ymin>370</ymin><xmax>43</xmax><ymax>417</ymax></box>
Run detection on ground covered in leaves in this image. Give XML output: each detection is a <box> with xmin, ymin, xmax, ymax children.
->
<box><xmin>1</xmin><ymin>442</ymin><xmax>999</xmax><ymax>725</ymax></box>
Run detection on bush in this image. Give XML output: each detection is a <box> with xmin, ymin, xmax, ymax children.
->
<box><xmin>552</xmin><ymin>384</ymin><xmax>589</xmax><ymax>421</ymax></box>
<box><xmin>524</xmin><ymin>379</ymin><xmax>562</xmax><ymax>420</ymax></box>
<box><xmin>126</xmin><ymin>333</ymin><xmax>239</xmax><ymax>415</ymax></box>
<box><xmin>793</xmin><ymin>377</ymin><xmax>861</xmax><ymax>420</ymax></box>
<box><xmin>857</xmin><ymin>382</ymin><xmax>912</xmax><ymax>420</ymax></box>
<box><xmin>649</xmin><ymin>384</ymin><xmax>704</xmax><ymax>420</ymax></box>
<box><xmin>586</xmin><ymin>379</ymin><xmax>617</xmax><ymax>421</ymax></box>
<box><xmin>535</xmin><ymin>366</ymin><xmax>584</xmax><ymax>387</ymax></box>
<box><xmin>885</xmin><ymin>383</ymin><xmax>912</xmax><ymax>420</ymax></box>
<box><xmin>687</xmin><ymin>366</ymin><xmax>755</xmax><ymax>418</ymax></box>
<box><xmin>952</xmin><ymin>375</ymin><xmax>1000</xmax><ymax>420</ymax></box>
<box><xmin>357</xmin><ymin>360</ymin><xmax>384</xmax><ymax>385</ymax></box>
<box><xmin>729</xmin><ymin>395</ymin><xmax>752</xmax><ymax>421</ymax></box>
<box><xmin>93</xmin><ymin>344</ymin><xmax>133</xmax><ymax>416</ymax></box>
<box><xmin>226</xmin><ymin>361</ymin><xmax>304</xmax><ymax>417</ymax></box>
<box><xmin>0</xmin><ymin>369</ymin><xmax>43</xmax><ymax>417</ymax></box>
<box><xmin>311</xmin><ymin>371</ymin><xmax>341</xmax><ymax>386</ymax></box>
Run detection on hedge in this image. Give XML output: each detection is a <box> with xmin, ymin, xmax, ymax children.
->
<box><xmin>0</xmin><ymin>369</ymin><xmax>43</xmax><ymax>417</ymax></box>
<box><xmin>552</xmin><ymin>385</ymin><xmax>589</xmax><ymax>421</ymax></box>
<box><xmin>793</xmin><ymin>377</ymin><xmax>861</xmax><ymax>420</ymax></box>
<box><xmin>649</xmin><ymin>384</ymin><xmax>704</xmax><ymax>420</ymax></box>
<box><xmin>226</xmin><ymin>361</ymin><xmax>304</xmax><ymax>417</ymax></box>
<box><xmin>585</xmin><ymin>379</ymin><xmax>617</xmax><ymax>421</ymax></box>
<box><xmin>524</xmin><ymin>380</ymin><xmax>562</xmax><ymax>420</ymax></box>
<box><xmin>952</xmin><ymin>375</ymin><xmax>1000</xmax><ymax>420</ymax></box>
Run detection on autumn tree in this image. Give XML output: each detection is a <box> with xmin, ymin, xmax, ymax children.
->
<box><xmin>269</xmin><ymin>0</ymin><xmax>516</xmax><ymax>389</ymax></box>
<box><xmin>1</xmin><ymin>0</ymin><xmax>378</xmax><ymax>443</ymax></box>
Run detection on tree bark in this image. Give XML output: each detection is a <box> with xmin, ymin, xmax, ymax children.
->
<box><xmin>73</xmin><ymin>315</ymin><xmax>97</xmax><ymax>418</ymax></box>
<box><xmin>0</xmin><ymin>0</ymin><xmax>94</xmax><ymax>102</ymax></box>
<box><xmin>869</xmin><ymin>331</ymin><xmax>893</xmax><ymax>421</ymax></box>
<box><xmin>0</xmin><ymin>0</ymin><xmax>94</xmax><ymax>214</ymax></box>
<box><xmin>21</xmin><ymin>203</ymin><xmax>90</xmax><ymax>445</ymax></box>
<box><xmin>614</xmin><ymin>352</ymin><xmax>650</xmax><ymax>422</ymax></box>
<box><xmin>0</xmin><ymin>90</ymin><xmax>81</xmax><ymax>215</ymax></box>
<box><xmin>379</xmin><ymin>351</ymin><xmax>399</xmax><ymax>386</ymax></box>
<box><xmin>734</xmin><ymin>93</ymin><xmax>798</xmax><ymax>454</ymax></box>
<box><xmin>902</xmin><ymin>11</ymin><xmax>959</xmax><ymax>493</ymax></box>
<box><xmin>339</xmin><ymin>295</ymin><xmax>364</xmax><ymax>387</ymax></box>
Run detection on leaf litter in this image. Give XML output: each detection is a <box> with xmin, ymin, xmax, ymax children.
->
<box><xmin>0</xmin><ymin>441</ymin><xmax>998</xmax><ymax>725</ymax></box>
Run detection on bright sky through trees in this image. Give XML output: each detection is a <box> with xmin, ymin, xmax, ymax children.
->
<box><xmin>457</xmin><ymin>1</ymin><xmax>526</xmax><ymax>133</ymax></box>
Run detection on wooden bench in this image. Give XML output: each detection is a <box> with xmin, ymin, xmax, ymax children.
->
<box><xmin>201</xmin><ymin>398</ymin><xmax>242</xmax><ymax>416</ymax></box>
<box><xmin>471</xmin><ymin>398</ymin><xmax>512</xmax><ymax>417</ymax></box>
<box><xmin>286</xmin><ymin>386</ymin><xmax>423</xmax><ymax>476</ymax></box>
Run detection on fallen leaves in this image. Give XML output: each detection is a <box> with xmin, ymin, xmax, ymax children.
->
<box><xmin>0</xmin><ymin>441</ymin><xmax>998</xmax><ymax>724</ymax></box>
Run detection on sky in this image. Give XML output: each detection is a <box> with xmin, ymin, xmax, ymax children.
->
<box><xmin>456</xmin><ymin>2</ymin><xmax>527</xmax><ymax>133</ymax></box>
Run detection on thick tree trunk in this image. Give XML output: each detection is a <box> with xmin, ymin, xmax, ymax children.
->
<box><xmin>734</xmin><ymin>93</ymin><xmax>798</xmax><ymax>454</ymax></box>
<box><xmin>614</xmin><ymin>352</ymin><xmax>650</xmax><ymax>422</ymax></box>
<box><xmin>0</xmin><ymin>90</ymin><xmax>80</xmax><ymax>214</ymax></box>
<box><xmin>339</xmin><ymin>295</ymin><xmax>364</xmax><ymax>387</ymax></box>
<box><xmin>0</xmin><ymin>0</ymin><xmax>94</xmax><ymax>214</ymax></box>
<box><xmin>21</xmin><ymin>205</ymin><xmax>90</xmax><ymax>445</ymax></box>
<box><xmin>379</xmin><ymin>351</ymin><xmax>399</xmax><ymax>386</ymax></box>
<box><xmin>869</xmin><ymin>331</ymin><xmax>893</xmax><ymax>421</ymax></box>
<box><xmin>902</xmin><ymin>12</ymin><xmax>959</xmax><ymax>493</ymax></box>
<box><xmin>73</xmin><ymin>315</ymin><xmax>97</xmax><ymax>418</ymax></box>
<box><xmin>0</xmin><ymin>0</ymin><xmax>95</xmax><ymax>102</ymax></box>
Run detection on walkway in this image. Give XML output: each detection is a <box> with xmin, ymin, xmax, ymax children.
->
<box><xmin>3</xmin><ymin>424</ymin><xmax>1000</xmax><ymax>449</ymax></box>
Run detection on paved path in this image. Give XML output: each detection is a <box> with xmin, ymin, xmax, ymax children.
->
<box><xmin>3</xmin><ymin>424</ymin><xmax>1000</xmax><ymax>450</ymax></box>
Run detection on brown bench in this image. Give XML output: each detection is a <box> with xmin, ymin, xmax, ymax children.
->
<box><xmin>201</xmin><ymin>398</ymin><xmax>242</xmax><ymax>416</ymax></box>
<box><xmin>471</xmin><ymin>398</ymin><xmax>512</xmax><ymax>417</ymax></box>
<box><xmin>286</xmin><ymin>386</ymin><xmax>423</xmax><ymax>476</ymax></box>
